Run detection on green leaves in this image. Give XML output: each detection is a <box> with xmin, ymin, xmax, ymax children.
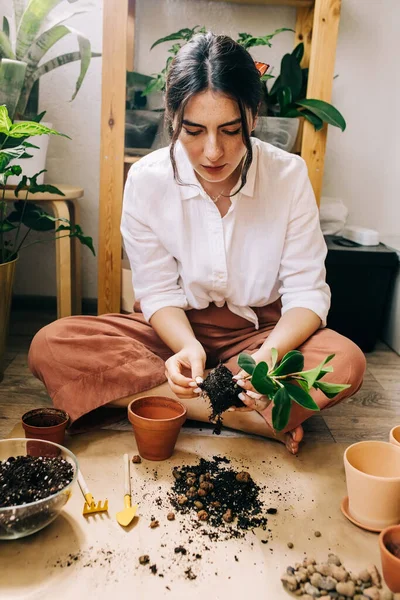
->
<box><xmin>237</xmin><ymin>353</ymin><xmax>256</xmax><ymax>375</ymax></box>
<box><xmin>252</xmin><ymin>362</ymin><xmax>276</xmax><ymax>396</ymax></box>
<box><xmin>236</xmin><ymin>28</ymin><xmax>293</xmax><ymax>50</ymax></box>
<box><xmin>150</xmin><ymin>26</ymin><xmax>206</xmax><ymax>50</ymax></box>
<box><xmin>295</xmin><ymin>99</ymin><xmax>347</xmax><ymax>131</ymax></box>
<box><xmin>271</xmin><ymin>387</ymin><xmax>291</xmax><ymax>432</ymax></box>
<box><xmin>282</xmin><ymin>381</ymin><xmax>319</xmax><ymax>411</ymax></box>
<box><xmin>272</xmin><ymin>350</ymin><xmax>304</xmax><ymax>376</ymax></box>
<box><xmin>9</xmin><ymin>121</ymin><xmax>69</xmax><ymax>139</ymax></box>
<box><xmin>237</xmin><ymin>349</ymin><xmax>347</xmax><ymax>432</ymax></box>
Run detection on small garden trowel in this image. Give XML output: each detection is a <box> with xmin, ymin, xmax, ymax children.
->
<box><xmin>116</xmin><ymin>453</ymin><xmax>138</xmax><ymax>527</ymax></box>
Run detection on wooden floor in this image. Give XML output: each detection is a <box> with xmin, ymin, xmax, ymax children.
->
<box><xmin>1</xmin><ymin>308</ymin><xmax>399</xmax><ymax>442</ymax></box>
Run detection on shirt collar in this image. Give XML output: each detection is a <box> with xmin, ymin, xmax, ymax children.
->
<box><xmin>175</xmin><ymin>138</ymin><xmax>258</xmax><ymax>200</ymax></box>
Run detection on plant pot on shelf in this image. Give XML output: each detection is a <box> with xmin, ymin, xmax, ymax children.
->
<box><xmin>7</xmin><ymin>122</ymin><xmax>52</xmax><ymax>186</ymax></box>
<box><xmin>125</xmin><ymin>110</ymin><xmax>162</xmax><ymax>149</ymax></box>
<box><xmin>253</xmin><ymin>116</ymin><xmax>300</xmax><ymax>153</ymax></box>
<box><xmin>0</xmin><ymin>254</ymin><xmax>18</xmax><ymax>381</ymax></box>
<box><xmin>128</xmin><ymin>396</ymin><xmax>187</xmax><ymax>461</ymax></box>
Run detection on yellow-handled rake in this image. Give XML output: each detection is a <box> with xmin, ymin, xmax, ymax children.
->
<box><xmin>77</xmin><ymin>470</ymin><xmax>109</xmax><ymax>515</ymax></box>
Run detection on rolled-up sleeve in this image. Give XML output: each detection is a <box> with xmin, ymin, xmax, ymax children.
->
<box><xmin>278</xmin><ymin>159</ymin><xmax>331</xmax><ymax>327</ymax></box>
<box><xmin>120</xmin><ymin>167</ymin><xmax>189</xmax><ymax>322</ymax></box>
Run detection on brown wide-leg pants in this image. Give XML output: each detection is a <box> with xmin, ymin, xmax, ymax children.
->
<box><xmin>28</xmin><ymin>301</ymin><xmax>366</xmax><ymax>433</ymax></box>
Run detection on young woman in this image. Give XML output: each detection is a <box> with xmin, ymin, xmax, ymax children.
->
<box><xmin>28</xmin><ymin>32</ymin><xmax>366</xmax><ymax>454</ymax></box>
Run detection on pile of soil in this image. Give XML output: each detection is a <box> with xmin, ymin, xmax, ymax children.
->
<box><xmin>0</xmin><ymin>455</ymin><xmax>74</xmax><ymax>507</ymax></box>
<box><xmin>198</xmin><ymin>364</ymin><xmax>245</xmax><ymax>433</ymax></box>
<box><xmin>169</xmin><ymin>456</ymin><xmax>272</xmax><ymax>537</ymax></box>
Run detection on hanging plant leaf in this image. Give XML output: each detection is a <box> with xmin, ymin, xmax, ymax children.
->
<box><xmin>0</xmin><ymin>220</ymin><xmax>17</xmax><ymax>233</ymax></box>
<box><xmin>295</xmin><ymin>107</ymin><xmax>324</xmax><ymax>131</ymax></box>
<box><xmin>237</xmin><ymin>353</ymin><xmax>256</xmax><ymax>376</ymax></box>
<box><xmin>296</xmin><ymin>99</ymin><xmax>346</xmax><ymax>131</ymax></box>
<box><xmin>282</xmin><ymin>381</ymin><xmax>319</xmax><ymax>411</ymax></box>
<box><xmin>280</xmin><ymin>53</ymin><xmax>303</xmax><ymax>101</ymax></box>
<box><xmin>271</xmin><ymin>387</ymin><xmax>291</xmax><ymax>431</ymax></box>
<box><xmin>277</xmin><ymin>86</ymin><xmax>292</xmax><ymax>113</ymax></box>
<box><xmin>292</xmin><ymin>42</ymin><xmax>304</xmax><ymax>64</ymax></box>
<box><xmin>272</xmin><ymin>350</ymin><xmax>304</xmax><ymax>376</ymax></box>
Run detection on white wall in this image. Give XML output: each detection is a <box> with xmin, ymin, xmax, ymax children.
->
<box><xmin>10</xmin><ymin>0</ymin><xmax>400</xmax><ymax>299</ymax></box>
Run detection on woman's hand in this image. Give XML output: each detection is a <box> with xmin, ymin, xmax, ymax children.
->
<box><xmin>230</xmin><ymin>348</ymin><xmax>273</xmax><ymax>414</ymax></box>
<box><xmin>165</xmin><ymin>341</ymin><xmax>206</xmax><ymax>399</ymax></box>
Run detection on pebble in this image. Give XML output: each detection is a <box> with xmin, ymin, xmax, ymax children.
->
<box><xmin>331</xmin><ymin>565</ymin><xmax>349</xmax><ymax>582</ymax></box>
<box><xmin>336</xmin><ymin>580</ymin><xmax>355</xmax><ymax>597</ymax></box>
<box><xmin>304</xmin><ymin>582</ymin><xmax>320</xmax><ymax>597</ymax></box>
<box><xmin>367</xmin><ymin>565</ymin><xmax>381</xmax><ymax>588</ymax></box>
<box><xmin>328</xmin><ymin>553</ymin><xmax>342</xmax><ymax>566</ymax></box>
<box><xmin>281</xmin><ymin>573</ymin><xmax>298</xmax><ymax>592</ymax></box>
<box><xmin>314</xmin><ymin>531</ymin><xmax>322</xmax><ymax>537</ymax></box>
<box><xmin>287</xmin><ymin>542</ymin><xmax>294</xmax><ymax>549</ymax></box>
<box><xmin>363</xmin><ymin>588</ymin><xmax>381</xmax><ymax>600</ymax></box>
<box><xmin>132</xmin><ymin>455</ymin><xmax>141</xmax><ymax>464</ymax></box>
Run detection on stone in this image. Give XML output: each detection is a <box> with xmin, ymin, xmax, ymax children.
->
<box><xmin>358</xmin><ymin>570</ymin><xmax>372</xmax><ymax>583</ymax></box>
<box><xmin>363</xmin><ymin>587</ymin><xmax>380</xmax><ymax>600</ymax></box>
<box><xmin>327</xmin><ymin>553</ymin><xmax>342</xmax><ymax>567</ymax></box>
<box><xmin>380</xmin><ymin>591</ymin><xmax>393</xmax><ymax>600</ymax></box>
<box><xmin>367</xmin><ymin>565</ymin><xmax>381</xmax><ymax>588</ymax></box>
<box><xmin>316</xmin><ymin>563</ymin><xmax>333</xmax><ymax>577</ymax></box>
<box><xmin>304</xmin><ymin>582</ymin><xmax>320</xmax><ymax>597</ymax></box>
<box><xmin>320</xmin><ymin>576</ymin><xmax>337</xmax><ymax>591</ymax></box>
<box><xmin>336</xmin><ymin>580</ymin><xmax>355</xmax><ymax>597</ymax></box>
<box><xmin>281</xmin><ymin>574</ymin><xmax>298</xmax><ymax>592</ymax></box>
<box><xmin>310</xmin><ymin>573</ymin><xmax>323</xmax><ymax>588</ymax></box>
<box><xmin>331</xmin><ymin>566</ymin><xmax>349</xmax><ymax>582</ymax></box>
<box><xmin>307</xmin><ymin>564</ymin><xmax>316</xmax><ymax>576</ymax></box>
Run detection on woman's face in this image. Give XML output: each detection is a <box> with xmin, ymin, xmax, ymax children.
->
<box><xmin>177</xmin><ymin>90</ymin><xmax>256</xmax><ymax>185</ymax></box>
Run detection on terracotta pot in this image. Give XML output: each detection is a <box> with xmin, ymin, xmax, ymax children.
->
<box><xmin>390</xmin><ymin>425</ymin><xmax>400</xmax><ymax>447</ymax></box>
<box><xmin>22</xmin><ymin>408</ymin><xmax>70</xmax><ymax>446</ymax></box>
<box><xmin>379</xmin><ymin>524</ymin><xmax>400</xmax><ymax>592</ymax></box>
<box><xmin>127</xmin><ymin>396</ymin><xmax>187</xmax><ymax>461</ymax></box>
<box><xmin>344</xmin><ymin>440</ymin><xmax>400</xmax><ymax>530</ymax></box>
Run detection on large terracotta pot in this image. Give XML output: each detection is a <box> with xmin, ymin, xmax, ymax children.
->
<box><xmin>128</xmin><ymin>396</ymin><xmax>187</xmax><ymax>461</ymax></box>
<box><xmin>0</xmin><ymin>255</ymin><xmax>18</xmax><ymax>381</ymax></box>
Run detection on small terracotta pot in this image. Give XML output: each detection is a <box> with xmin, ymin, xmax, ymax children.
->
<box><xmin>22</xmin><ymin>408</ymin><xmax>70</xmax><ymax>446</ymax></box>
<box><xmin>344</xmin><ymin>441</ymin><xmax>400</xmax><ymax>530</ymax></box>
<box><xmin>127</xmin><ymin>396</ymin><xmax>187</xmax><ymax>461</ymax></box>
<box><xmin>390</xmin><ymin>425</ymin><xmax>400</xmax><ymax>447</ymax></box>
<box><xmin>379</xmin><ymin>524</ymin><xmax>400</xmax><ymax>592</ymax></box>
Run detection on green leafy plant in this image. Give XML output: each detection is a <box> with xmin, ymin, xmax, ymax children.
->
<box><xmin>261</xmin><ymin>42</ymin><xmax>346</xmax><ymax>131</ymax></box>
<box><xmin>131</xmin><ymin>26</ymin><xmax>345</xmax><ymax>132</ymax></box>
<box><xmin>0</xmin><ymin>0</ymin><xmax>101</xmax><ymax>119</ymax></box>
<box><xmin>138</xmin><ymin>26</ymin><xmax>288</xmax><ymax>97</ymax></box>
<box><xmin>237</xmin><ymin>349</ymin><xmax>350</xmax><ymax>432</ymax></box>
<box><xmin>0</xmin><ymin>104</ymin><xmax>95</xmax><ymax>265</ymax></box>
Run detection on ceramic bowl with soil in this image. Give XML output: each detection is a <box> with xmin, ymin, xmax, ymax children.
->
<box><xmin>22</xmin><ymin>407</ymin><xmax>70</xmax><ymax>445</ymax></box>
<box><xmin>0</xmin><ymin>438</ymin><xmax>78</xmax><ymax>540</ymax></box>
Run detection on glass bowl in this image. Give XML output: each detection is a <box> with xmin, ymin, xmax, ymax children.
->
<box><xmin>0</xmin><ymin>438</ymin><xmax>78</xmax><ymax>540</ymax></box>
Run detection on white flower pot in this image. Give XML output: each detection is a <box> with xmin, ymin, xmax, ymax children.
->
<box><xmin>7</xmin><ymin>121</ymin><xmax>52</xmax><ymax>186</ymax></box>
<box><xmin>253</xmin><ymin>116</ymin><xmax>300</xmax><ymax>153</ymax></box>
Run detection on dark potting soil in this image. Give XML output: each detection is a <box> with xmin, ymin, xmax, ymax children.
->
<box><xmin>24</xmin><ymin>415</ymin><xmax>66</xmax><ymax>427</ymax></box>
<box><xmin>170</xmin><ymin>456</ymin><xmax>271</xmax><ymax>538</ymax></box>
<box><xmin>198</xmin><ymin>364</ymin><xmax>245</xmax><ymax>434</ymax></box>
<box><xmin>0</xmin><ymin>455</ymin><xmax>74</xmax><ymax>507</ymax></box>
<box><xmin>387</xmin><ymin>541</ymin><xmax>400</xmax><ymax>559</ymax></box>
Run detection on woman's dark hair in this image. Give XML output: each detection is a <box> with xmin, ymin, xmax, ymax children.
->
<box><xmin>165</xmin><ymin>32</ymin><xmax>262</xmax><ymax>194</ymax></box>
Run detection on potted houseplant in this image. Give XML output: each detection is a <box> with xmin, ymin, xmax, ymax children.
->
<box><xmin>200</xmin><ymin>348</ymin><xmax>350</xmax><ymax>432</ymax></box>
<box><xmin>0</xmin><ymin>104</ymin><xmax>95</xmax><ymax>378</ymax></box>
<box><xmin>0</xmin><ymin>0</ymin><xmax>101</xmax><ymax>182</ymax></box>
<box><xmin>131</xmin><ymin>26</ymin><xmax>346</xmax><ymax>152</ymax></box>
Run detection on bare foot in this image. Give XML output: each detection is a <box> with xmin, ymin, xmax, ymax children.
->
<box><xmin>284</xmin><ymin>424</ymin><xmax>304</xmax><ymax>455</ymax></box>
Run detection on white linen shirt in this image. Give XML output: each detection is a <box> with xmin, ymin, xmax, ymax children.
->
<box><xmin>121</xmin><ymin>137</ymin><xmax>331</xmax><ymax>329</ymax></box>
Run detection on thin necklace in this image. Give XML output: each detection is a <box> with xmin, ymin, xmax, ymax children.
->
<box><xmin>208</xmin><ymin>190</ymin><xmax>224</xmax><ymax>204</ymax></box>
